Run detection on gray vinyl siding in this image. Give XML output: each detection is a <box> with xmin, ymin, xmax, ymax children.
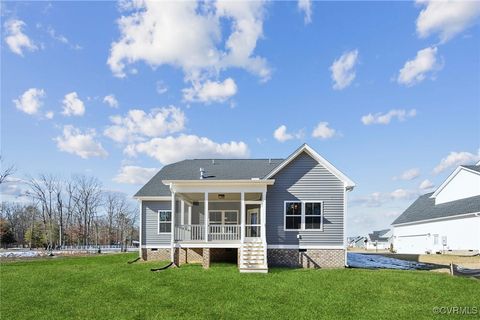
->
<box><xmin>142</xmin><ymin>201</ymin><xmax>171</xmax><ymax>246</ymax></box>
<box><xmin>266</xmin><ymin>152</ymin><xmax>345</xmax><ymax>246</ymax></box>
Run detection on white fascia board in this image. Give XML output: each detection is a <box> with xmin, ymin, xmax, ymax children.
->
<box><xmin>133</xmin><ymin>196</ymin><xmax>171</xmax><ymax>201</ymax></box>
<box><xmin>431</xmin><ymin>166</ymin><xmax>480</xmax><ymax>199</ymax></box>
<box><xmin>391</xmin><ymin>212</ymin><xmax>480</xmax><ymax>227</ymax></box>
<box><xmin>264</xmin><ymin>144</ymin><xmax>356</xmax><ymax>189</ymax></box>
<box><xmin>163</xmin><ymin>179</ymin><xmax>275</xmax><ymax>186</ymax></box>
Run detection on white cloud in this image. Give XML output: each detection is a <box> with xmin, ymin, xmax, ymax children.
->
<box><xmin>45</xmin><ymin>111</ymin><xmax>54</xmax><ymax>119</ymax></box>
<box><xmin>125</xmin><ymin>134</ymin><xmax>249</xmax><ymax>165</ymax></box>
<box><xmin>393</xmin><ymin>168</ymin><xmax>421</xmax><ymax>181</ymax></box>
<box><xmin>156</xmin><ymin>81</ymin><xmax>168</xmax><ymax>95</ymax></box>
<box><xmin>390</xmin><ymin>188</ymin><xmax>418</xmax><ymax>200</ymax></box>
<box><xmin>312</xmin><ymin>122</ymin><xmax>336</xmax><ymax>140</ymax></box>
<box><xmin>183</xmin><ymin>78</ymin><xmax>237</xmax><ymax>103</ymax></box>
<box><xmin>107</xmin><ymin>1</ymin><xmax>269</xmax><ymax>81</ymax></box>
<box><xmin>62</xmin><ymin>92</ymin><xmax>85</xmax><ymax>116</ymax></box>
<box><xmin>46</xmin><ymin>26</ymin><xmax>81</xmax><ymax>50</ymax></box>
<box><xmin>433</xmin><ymin>150</ymin><xmax>480</xmax><ymax>174</ymax></box>
<box><xmin>13</xmin><ymin>88</ymin><xmax>45</xmax><ymax>115</ymax></box>
<box><xmin>397</xmin><ymin>47</ymin><xmax>442</xmax><ymax>86</ymax></box>
<box><xmin>298</xmin><ymin>0</ymin><xmax>312</xmax><ymax>24</ymax></box>
<box><xmin>104</xmin><ymin>106</ymin><xmax>186</xmax><ymax>143</ymax></box>
<box><xmin>4</xmin><ymin>19</ymin><xmax>37</xmax><ymax>56</ymax></box>
<box><xmin>330</xmin><ymin>49</ymin><xmax>359</xmax><ymax>90</ymax></box>
<box><xmin>55</xmin><ymin>125</ymin><xmax>108</xmax><ymax>159</ymax></box>
<box><xmin>103</xmin><ymin>94</ymin><xmax>119</xmax><ymax>108</ymax></box>
<box><xmin>113</xmin><ymin>165</ymin><xmax>158</xmax><ymax>184</ymax></box>
<box><xmin>361</xmin><ymin>109</ymin><xmax>417</xmax><ymax>125</ymax></box>
<box><xmin>416</xmin><ymin>0</ymin><xmax>480</xmax><ymax>43</ymax></box>
<box><xmin>419</xmin><ymin>179</ymin><xmax>435</xmax><ymax>190</ymax></box>
<box><xmin>273</xmin><ymin>125</ymin><xmax>303</xmax><ymax>143</ymax></box>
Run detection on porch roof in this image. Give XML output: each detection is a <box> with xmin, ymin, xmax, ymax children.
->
<box><xmin>134</xmin><ymin>159</ymin><xmax>283</xmax><ymax>197</ymax></box>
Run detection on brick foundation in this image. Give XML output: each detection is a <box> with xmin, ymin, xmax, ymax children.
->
<box><xmin>202</xmin><ymin>248</ymin><xmax>210</xmax><ymax>269</ymax></box>
<box><xmin>267</xmin><ymin>249</ymin><xmax>345</xmax><ymax>268</ymax></box>
<box><xmin>141</xmin><ymin>248</ymin><xmax>171</xmax><ymax>261</ymax></box>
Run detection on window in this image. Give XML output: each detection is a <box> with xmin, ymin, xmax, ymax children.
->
<box><xmin>285</xmin><ymin>202</ymin><xmax>302</xmax><ymax>230</ymax></box>
<box><xmin>284</xmin><ymin>201</ymin><xmax>323</xmax><ymax>231</ymax></box>
<box><xmin>305</xmin><ymin>202</ymin><xmax>322</xmax><ymax>230</ymax></box>
<box><xmin>208</xmin><ymin>210</ymin><xmax>239</xmax><ymax>225</ymax></box>
<box><xmin>158</xmin><ymin>210</ymin><xmax>172</xmax><ymax>233</ymax></box>
<box><xmin>433</xmin><ymin>234</ymin><xmax>439</xmax><ymax>245</ymax></box>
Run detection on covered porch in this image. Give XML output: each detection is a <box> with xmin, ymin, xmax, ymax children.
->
<box><xmin>166</xmin><ymin>180</ymin><xmax>273</xmax><ymax>245</ymax></box>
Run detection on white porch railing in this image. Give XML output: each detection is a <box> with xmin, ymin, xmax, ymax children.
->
<box><xmin>208</xmin><ymin>225</ymin><xmax>241</xmax><ymax>241</ymax></box>
<box><xmin>174</xmin><ymin>225</ymin><xmax>205</xmax><ymax>241</ymax></box>
<box><xmin>245</xmin><ymin>225</ymin><xmax>261</xmax><ymax>238</ymax></box>
<box><xmin>174</xmin><ymin>224</ymin><xmax>241</xmax><ymax>242</ymax></box>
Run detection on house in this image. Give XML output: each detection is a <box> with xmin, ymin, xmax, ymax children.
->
<box><xmin>348</xmin><ymin>236</ymin><xmax>367</xmax><ymax>248</ymax></box>
<box><xmin>392</xmin><ymin>163</ymin><xmax>480</xmax><ymax>254</ymax></box>
<box><xmin>366</xmin><ymin>229</ymin><xmax>392</xmax><ymax>250</ymax></box>
<box><xmin>134</xmin><ymin>144</ymin><xmax>355</xmax><ymax>272</ymax></box>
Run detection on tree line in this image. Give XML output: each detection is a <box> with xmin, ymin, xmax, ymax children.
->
<box><xmin>0</xmin><ymin>163</ymin><xmax>138</xmax><ymax>250</ymax></box>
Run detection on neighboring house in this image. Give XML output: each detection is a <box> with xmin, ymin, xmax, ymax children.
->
<box><xmin>134</xmin><ymin>144</ymin><xmax>355</xmax><ymax>273</ymax></box>
<box><xmin>348</xmin><ymin>236</ymin><xmax>367</xmax><ymax>248</ymax></box>
<box><xmin>366</xmin><ymin>229</ymin><xmax>392</xmax><ymax>250</ymax></box>
<box><xmin>392</xmin><ymin>163</ymin><xmax>480</xmax><ymax>254</ymax></box>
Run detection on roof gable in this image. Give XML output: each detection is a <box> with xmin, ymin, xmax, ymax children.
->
<box><xmin>263</xmin><ymin>144</ymin><xmax>355</xmax><ymax>188</ymax></box>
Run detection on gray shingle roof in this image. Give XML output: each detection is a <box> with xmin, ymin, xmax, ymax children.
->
<box><xmin>461</xmin><ymin>165</ymin><xmax>480</xmax><ymax>173</ymax></box>
<box><xmin>368</xmin><ymin>229</ymin><xmax>390</xmax><ymax>242</ymax></box>
<box><xmin>392</xmin><ymin>192</ymin><xmax>480</xmax><ymax>225</ymax></box>
<box><xmin>135</xmin><ymin>159</ymin><xmax>284</xmax><ymax>197</ymax></box>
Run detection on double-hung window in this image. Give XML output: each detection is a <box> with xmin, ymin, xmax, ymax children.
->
<box><xmin>284</xmin><ymin>201</ymin><xmax>323</xmax><ymax>231</ymax></box>
<box><xmin>305</xmin><ymin>202</ymin><xmax>322</xmax><ymax>230</ymax></box>
<box><xmin>158</xmin><ymin>210</ymin><xmax>172</xmax><ymax>233</ymax></box>
<box><xmin>285</xmin><ymin>202</ymin><xmax>302</xmax><ymax>230</ymax></box>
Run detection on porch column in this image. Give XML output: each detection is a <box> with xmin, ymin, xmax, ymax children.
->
<box><xmin>188</xmin><ymin>205</ymin><xmax>192</xmax><ymax>225</ymax></box>
<box><xmin>180</xmin><ymin>200</ymin><xmax>185</xmax><ymax>226</ymax></box>
<box><xmin>171</xmin><ymin>191</ymin><xmax>176</xmax><ymax>262</ymax></box>
<box><xmin>241</xmin><ymin>192</ymin><xmax>245</xmax><ymax>243</ymax></box>
<box><xmin>261</xmin><ymin>191</ymin><xmax>267</xmax><ymax>243</ymax></box>
<box><xmin>204</xmin><ymin>192</ymin><xmax>209</xmax><ymax>242</ymax></box>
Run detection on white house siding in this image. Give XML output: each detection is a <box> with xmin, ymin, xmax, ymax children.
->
<box><xmin>266</xmin><ymin>151</ymin><xmax>345</xmax><ymax>247</ymax></box>
<box><xmin>435</xmin><ymin>169</ymin><xmax>480</xmax><ymax>205</ymax></box>
<box><xmin>393</xmin><ymin>215</ymin><xmax>480</xmax><ymax>254</ymax></box>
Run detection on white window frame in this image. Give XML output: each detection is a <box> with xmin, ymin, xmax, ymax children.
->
<box><xmin>284</xmin><ymin>200</ymin><xmax>324</xmax><ymax>231</ymax></box>
<box><xmin>158</xmin><ymin>210</ymin><xmax>172</xmax><ymax>234</ymax></box>
<box><xmin>284</xmin><ymin>201</ymin><xmax>303</xmax><ymax>231</ymax></box>
<box><xmin>208</xmin><ymin>210</ymin><xmax>239</xmax><ymax>225</ymax></box>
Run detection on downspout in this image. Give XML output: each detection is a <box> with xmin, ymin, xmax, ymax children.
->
<box><xmin>344</xmin><ymin>185</ymin><xmax>354</xmax><ymax>267</ymax></box>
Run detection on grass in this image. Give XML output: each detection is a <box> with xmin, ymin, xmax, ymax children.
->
<box><xmin>1</xmin><ymin>253</ymin><xmax>479</xmax><ymax>320</ymax></box>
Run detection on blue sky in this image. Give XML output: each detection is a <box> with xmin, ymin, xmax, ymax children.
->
<box><xmin>1</xmin><ymin>1</ymin><xmax>479</xmax><ymax>236</ymax></box>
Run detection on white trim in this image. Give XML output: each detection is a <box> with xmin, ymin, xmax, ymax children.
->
<box><xmin>241</xmin><ymin>192</ymin><xmax>245</xmax><ymax>243</ymax></box>
<box><xmin>343</xmin><ymin>187</ymin><xmax>348</xmax><ymax>266</ymax></box>
<box><xmin>204</xmin><ymin>192</ymin><xmax>209</xmax><ymax>243</ymax></box>
<box><xmin>164</xmin><ymin>180</ymin><xmax>275</xmax><ymax>186</ymax></box>
<box><xmin>141</xmin><ymin>245</ymin><xmax>171</xmax><ymax>249</ymax></box>
<box><xmin>170</xmin><ymin>191</ymin><xmax>175</xmax><ymax>262</ymax></box>
<box><xmin>267</xmin><ymin>244</ymin><xmax>345</xmax><ymax>249</ymax></box>
<box><xmin>283</xmin><ymin>200</ymin><xmax>324</xmax><ymax>231</ymax></box>
<box><xmin>392</xmin><ymin>212</ymin><xmax>480</xmax><ymax>227</ymax></box>
<box><xmin>264</xmin><ymin>144</ymin><xmax>355</xmax><ymax>188</ymax></box>
<box><xmin>431</xmin><ymin>166</ymin><xmax>480</xmax><ymax>199</ymax></box>
<box><xmin>158</xmin><ymin>210</ymin><xmax>172</xmax><ymax>234</ymax></box>
<box><xmin>138</xmin><ymin>200</ymin><xmax>142</xmax><ymax>256</ymax></box>
<box><xmin>174</xmin><ymin>243</ymin><xmax>242</xmax><ymax>248</ymax></box>
<box><xmin>133</xmin><ymin>196</ymin><xmax>171</xmax><ymax>201</ymax></box>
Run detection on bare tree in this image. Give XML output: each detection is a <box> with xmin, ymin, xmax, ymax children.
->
<box><xmin>71</xmin><ymin>175</ymin><xmax>103</xmax><ymax>246</ymax></box>
<box><xmin>0</xmin><ymin>156</ymin><xmax>16</xmax><ymax>184</ymax></box>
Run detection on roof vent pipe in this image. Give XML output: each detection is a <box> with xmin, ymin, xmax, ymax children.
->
<box><xmin>269</xmin><ymin>158</ymin><xmax>272</xmax><ymax>164</ymax></box>
<box><xmin>200</xmin><ymin>168</ymin><xmax>205</xmax><ymax>179</ymax></box>
<box><xmin>212</xmin><ymin>159</ymin><xmax>215</xmax><ymax>165</ymax></box>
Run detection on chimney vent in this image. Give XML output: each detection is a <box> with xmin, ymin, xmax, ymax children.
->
<box><xmin>200</xmin><ymin>168</ymin><xmax>205</xmax><ymax>179</ymax></box>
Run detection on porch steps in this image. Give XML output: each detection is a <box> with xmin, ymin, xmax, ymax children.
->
<box><xmin>239</xmin><ymin>240</ymin><xmax>268</xmax><ymax>273</ymax></box>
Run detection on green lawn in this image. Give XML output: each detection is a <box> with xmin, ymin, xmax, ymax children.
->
<box><xmin>1</xmin><ymin>253</ymin><xmax>478</xmax><ymax>320</ymax></box>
